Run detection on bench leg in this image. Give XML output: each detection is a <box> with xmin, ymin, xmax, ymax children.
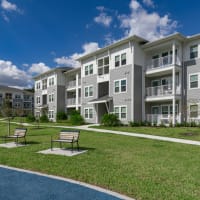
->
<box><xmin>71</xmin><ymin>142</ymin><xmax>73</xmax><ymax>152</ymax></box>
<box><xmin>77</xmin><ymin>141</ymin><xmax>79</xmax><ymax>151</ymax></box>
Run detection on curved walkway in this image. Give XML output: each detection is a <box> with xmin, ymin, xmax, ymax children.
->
<box><xmin>0</xmin><ymin>165</ymin><xmax>134</xmax><ymax>200</ymax></box>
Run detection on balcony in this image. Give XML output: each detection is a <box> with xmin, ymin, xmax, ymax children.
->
<box><xmin>146</xmin><ymin>84</ymin><xmax>181</xmax><ymax>97</ymax></box>
<box><xmin>145</xmin><ymin>55</ymin><xmax>181</xmax><ymax>76</ymax></box>
<box><xmin>66</xmin><ymin>97</ymin><xmax>81</xmax><ymax>107</ymax></box>
<box><xmin>146</xmin><ymin>114</ymin><xmax>181</xmax><ymax>125</ymax></box>
<box><xmin>67</xmin><ymin>79</ymin><xmax>81</xmax><ymax>90</ymax></box>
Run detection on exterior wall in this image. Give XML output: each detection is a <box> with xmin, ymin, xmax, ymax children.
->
<box><xmin>110</xmin><ymin>64</ymin><xmax>133</xmax><ymax>124</ymax></box>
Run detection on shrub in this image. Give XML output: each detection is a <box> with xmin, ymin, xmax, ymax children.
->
<box><xmin>56</xmin><ymin>111</ymin><xmax>67</xmax><ymax>120</ymax></box>
<box><xmin>40</xmin><ymin>114</ymin><xmax>49</xmax><ymax>123</ymax></box>
<box><xmin>129</xmin><ymin>121</ymin><xmax>140</xmax><ymax>127</ymax></box>
<box><xmin>101</xmin><ymin>114</ymin><xmax>120</xmax><ymax>127</ymax></box>
<box><xmin>70</xmin><ymin>110</ymin><xmax>84</xmax><ymax>125</ymax></box>
<box><xmin>26</xmin><ymin>114</ymin><xmax>35</xmax><ymax>122</ymax></box>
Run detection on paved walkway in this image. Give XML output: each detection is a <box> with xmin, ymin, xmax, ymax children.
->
<box><xmin>0</xmin><ymin>165</ymin><xmax>133</xmax><ymax>200</ymax></box>
<box><xmin>2</xmin><ymin>121</ymin><xmax>200</xmax><ymax>146</ymax></box>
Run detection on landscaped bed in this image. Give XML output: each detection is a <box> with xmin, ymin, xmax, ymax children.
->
<box><xmin>0</xmin><ymin>122</ymin><xmax>200</xmax><ymax>200</ymax></box>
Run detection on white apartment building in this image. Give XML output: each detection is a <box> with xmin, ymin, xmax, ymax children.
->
<box><xmin>34</xmin><ymin>32</ymin><xmax>200</xmax><ymax>125</ymax></box>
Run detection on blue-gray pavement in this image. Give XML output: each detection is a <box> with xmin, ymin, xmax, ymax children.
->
<box><xmin>0</xmin><ymin>167</ymin><xmax>127</xmax><ymax>200</ymax></box>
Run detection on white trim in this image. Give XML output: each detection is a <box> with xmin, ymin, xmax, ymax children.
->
<box><xmin>84</xmin><ymin>85</ymin><xmax>94</xmax><ymax>98</ymax></box>
<box><xmin>0</xmin><ymin>165</ymin><xmax>134</xmax><ymax>200</ymax></box>
<box><xmin>114</xmin><ymin>78</ymin><xmax>127</xmax><ymax>94</ymax></box>
<box><xmin>188</xmin><ymin>103</ymin><xmax>199</xmax><ymax>119</ymax></box>
<box><xmin>114</xmin><ymin>105</ymin><xmax>127</xmax><ymax>120</ymax></box>
<box><xmin>84</xmin><ymin>107</ymin><xmax>93</xmax><ymax>119</ymax></box>
<box><xmin>189</xmin><ymin>73</ymin><xmax>199</xmax><ymax>89</ymax></box>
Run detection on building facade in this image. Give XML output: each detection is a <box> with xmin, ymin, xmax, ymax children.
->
<box><xmin>34</xmin><ymin>32</ymin><xmax>200</xmax><ymax>125</ymax></box>
<box><xmin>0</xmin><ymin>85</ymin><xmax>34</xmax><ymax>116</ymax></box>
<box><xmin>34</xmin><ymin>67</ymin><xmax>72</xmax><ymax>122</ymax></box>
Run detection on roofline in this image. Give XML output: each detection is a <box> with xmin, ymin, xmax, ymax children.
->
<box><xmin>33</xmin><ymin>67</ymin><xmax>72</xmax><ymax>80</ymax></box>
<box><xmin>186</xmin><ymin>33</ymin><xmax>200</xmax><ymax>41</ymax></box>
<box><xmin>142</xmin><ymin>32</ymin><xmax>186</xmax><ymax>49</ymax></box>
<box><xmin>64</xmin><ymin>67</ymin><xmax>81</xmax><ymax>75</ymax></box>
<box><xmin>77</xmin><ymin>35</ymin><xmax>148</xmax><ymax>61</ymax></box>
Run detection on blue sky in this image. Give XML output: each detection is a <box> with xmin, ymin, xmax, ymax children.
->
<box><xmin>0</xmin><ymin>0</ymin><xmax>200</xmax><ymax>88</ymax></box>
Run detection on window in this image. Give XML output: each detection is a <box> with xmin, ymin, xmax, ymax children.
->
<box><xmin>190</xmin><ymin>45</ymin><xmax>198</xmax><ymax>59</ymax></box>
<box><xmin>190</xmin><ymin>105</ymin><xmax>198</xmax><ymax>118</ymax></box>
<box><xmin>115</xmin><ymin>53</ymin><xmax>127</xmax><ymax>68</ymax></box>
<box><xmin>85</xmin><ymin>64</ymin><xmax>93</xmax><ymax>76</ymax></box>
<box><xmin>115</xmin><ymin>55</ymin><xmax>120</xmax><ymax>67</ymax></box>
<box><xmin>49</xmin><ymin>77</ymin><xmax>55</xmax><ymax>86</ymax></box>
<box><xmin>84</xmin><ymin>108</ymin><xmax>93</xmax><ymax>119</ymax></box>
<box><xmin>114</xmin><ymin>79</ymin><xmax>127</xmax><ymax>93</ymax></box>
<box><xmin>190</xmin><ymin>74</ymin><xmax>198</xmax><ymax>88</ymax></box>
<box><xmin>5</xmin><ymin>93</ymin><xmax>12</xmax><ymax>100</ymax></box>
<box><xmin>49</xmin><ymin>94</ymin><xmax>54</xmax><ymax>102</ymax></box>
<box><xmin>114</xmin><ymin>106</ymin><xmax>127</xmax><ymax>120</ymax></box>
<box><xmin>121</xmin><ymin>53</ymin><xmax>126</xmax><ymax>65</ymax></box>
<box><xmin>98</xmin><ymin>56</ymin><xmax>109</xmax><ymax>75</ymax></box>
<box><xmin>84</xmin><ymin>86</ymin><xmax>93</xmax><ymax>97</ymax></box>
<box><xmin>36</xmin><ymin>96</ymin><xmax>40</xmax><ymax>104</ymax></box>
<box><xmin>15</xmin><ymin>94</ymin><xmax>21</xmax><ymax>99</ymax></box>
<box><xmin>48</xmin><ymin>110</ymin><xmax>54</xmax><ymax>119</ymax></box>
<box><xmin>42</xmin><ymin>79</ymin><xmax>47</xmax><ymax>90</ymax></box>
<box><xmin>36</xmin><ymin>82</ymin><xmax>41</xmax><ymax>90</ymax></box>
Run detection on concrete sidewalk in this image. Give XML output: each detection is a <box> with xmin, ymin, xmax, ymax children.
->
<box><xmin>2</xmin><ymin>121</ymin><xmax>200</xmax><ymax>146</ymax></box>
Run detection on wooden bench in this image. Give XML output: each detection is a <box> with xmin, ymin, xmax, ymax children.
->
<box><xmin>4</xmin><ymin>128</ymin><xmax>27</xmax><ymax>145</ymax></box>
<box><xmin>51</xmin><ymin>130</ymin><xmax>80</xmax><ymax>151</ymax></box>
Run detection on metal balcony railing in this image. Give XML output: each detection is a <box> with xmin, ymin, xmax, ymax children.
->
<box><xmin>145</xmin><ymin>84</ymin><xmax>181</xmax><ymax>97</ymax></box>
<box><xmin>146</xmin><ymin>55</ymin><xmax>180</xmax><ymax>71</ymax></box>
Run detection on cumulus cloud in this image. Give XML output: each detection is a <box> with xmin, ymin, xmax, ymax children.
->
<box><xmin>0</xmin><ymin>59</ymin><xmax>32</xmax><ymax>87</ymax></box>
<box><xmin>1</xmin><ymin>0</ymin><xmax>18</xmax><ymax>11</ymax></box>
<box><xmin>54</xmin><ymin>42</ymin><xmax>99</xmax><ymax>68</ymax></box>
<box><xmin>94</xmin><ymin>13</ymin><xmax>112</xmax><ymax>27</ymax></box>
<box><xmin>143</xmin><ymin>0</ymin><xmax>154</xmax><ymax>7</ymax></box>
<box><xmin>118</xmin><ymin>0</ymin><xmax>177</xmax><ymax>41</ymax></box>
<box><xmin>28</xmin><ymin>62</ymin><xmax>50</xmax><ymax>74</ymax></box>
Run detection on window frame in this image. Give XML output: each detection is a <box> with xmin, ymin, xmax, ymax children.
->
<box><xmin>114</xmin><ymin>78</ymin><xmax>127</xmax><ymax>94</ymax></box>
<box><xmin>114</xmin><ymin>105</ymin><xmax>127</xmax><ymax>120</ymax></box>
<box><xmin>84</xmin><ymin>85</ymin><xmax>93</xmax><ymax>98</ymax></box>
<box><xmin>189</xmin><ymin>74</ymin><xmax>199</xmax><ymax>89</ymax></box>
<box><xmin>190</xmin><ymin>45</ymin><xmax>198</xmax><ymax>60</ymax></box>
<box><xmin>84</xmin><ymin>108</ymin><xmax>93</xmax><ymax>119</ymax></box>
<box><xmin>97</xmin><ymin>56</ymin><xmax>109</xmax><ymax>75</ymax></box>
<box><xmin>190</xmin><ymin>104</ymin><xmax>198</xmax><ymax>118</ymax></box>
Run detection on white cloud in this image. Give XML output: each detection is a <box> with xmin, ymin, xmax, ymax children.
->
<box><xmin>1</xmin><ymin>11</ymin><xmax>9</xmax><ymax>21</ymax></box>
<box><xmin>0</xmin><ymin>59</ymin><xmax>32</xmax><ymax>87</ymax></box>
<box><xmin>29</xmin><ymin>62</ymin><xmax>50</xmax><ymax>74</ymax></box>
<box><xmin>118</xmin><ymin>0</ymin><xmax>177</xmax><ymax>41</ymax></box>
<box><xmin>96</xmin><ymin>6</ymin><xmax>105</xmax><ymax>12</ymax></box>
<box><xmin>1</xmin><ymin>0</ymin><xmax>18</xmax><ymax>12</ymax></box>
<box><xmin>94</xmin><ymin>12</ymin><xmax>112</xmax><ymax>27</ymax></box>
<box><xmin>54</xmin><ymin>42</ymin><xmax>100</xmax><ymax>68</ymax></box>
<box><xmin>143</xmin><ymin>0</ymin><xmax>154</xmax><ymax>7</ymax></box>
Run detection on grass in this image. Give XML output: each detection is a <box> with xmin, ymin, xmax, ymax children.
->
<box><xmin>91</xmin><ymin>125</ymin><xmax>200</xmax><ymax>141</ymax></box>
<box><xmin>0</xmin><ymin>122</ymin><xmax>200</xmax><ymax>200</ymax></box>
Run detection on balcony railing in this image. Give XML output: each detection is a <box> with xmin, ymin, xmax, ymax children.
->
<box><xmin>146</xmin><ymin>114</ymin><xmax>181</xmax><ymax>125</ymax></box>
<box><xmin>146</xmin><ymin>84</ymin><xmax>181</xmax><ymax>97</ymax></box>
<box><xmin>66</xmin><ymin>97</ymin><xmax>81</xmax><ymax>106</ymax></box>
<box><xmin>67</xmin><ymin>79</ymin><xmax>81</xmax><ymax>88</ymax></box>
<box><xmin>146</xmin><ymin>55</ymin><xmax>180</xmax><ymax>71</ymax></box>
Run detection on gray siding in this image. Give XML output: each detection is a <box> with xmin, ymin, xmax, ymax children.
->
<box><xmin>134</xmin><ymin>65</ymin><xmax>143</xmax><ymax>122</ymax></box>
<box><xmin>81</xmin><ymin>75</ymin><xmax>98</xmax><ymax>123</ymax></box>
<box><xmin>110</xmin><ymin>64</ymin><xmax>133</xmax><ymax>123</ymax></box>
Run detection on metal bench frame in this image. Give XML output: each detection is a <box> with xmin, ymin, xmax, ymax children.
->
<box><xmin>51</xmin><ymin>130</ymin><xmax>80</xmax><ymax>152</ymax></box>
<box><xmin>4</xmin><ymin>128</ymin><xmax>27</xmax><ymax>146</ymax></box>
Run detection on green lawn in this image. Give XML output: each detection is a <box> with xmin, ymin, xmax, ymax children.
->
<box><xmin>91</xmin><ymin>125</ymin><xmax>200</xmax><ymax>141</ymax></box>
<box><xmin>0</xmin><ymin>122</ymin><xmax>200</xmax><ymax>200</ymax></box>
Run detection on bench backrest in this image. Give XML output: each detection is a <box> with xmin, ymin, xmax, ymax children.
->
<box><xmin>14</xmin><ymin>128</ymin><xmax>27</xmax><ymax>137</ymax></box>
<box><xmin>59</xmin><ymin>130</ymin><xmax>79</xmax><ymax>141</ymax></box>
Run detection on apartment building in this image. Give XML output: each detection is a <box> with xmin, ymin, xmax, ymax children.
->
<box><xmin>0</xmin><ymin>85</ymin><xmax>34</xmax><ymax>115</ymax></box>
<box><xmin>34</xmin><ymin>32</ymin><xmax>200</xmax><ymax>125</ymax></box>
<box><xmin>34</xmin><ymin>67</ymin><xmax>72</xmax><ymax>121</ymax></box>
<box><xmin>78</xmin><ymin>33</ymin><xmax>200</xmax><ymax>125</ymax></box>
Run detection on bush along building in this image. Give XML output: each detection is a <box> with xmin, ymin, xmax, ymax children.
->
<box><xmin>0</xmin><ymin>85</ymin><xmax>34</xmax><ymax>117</ymax></box>
<box><xmin>34</xmin><ymin>32</ymin><xmax>200</xmax><ymax>126</ymax></box>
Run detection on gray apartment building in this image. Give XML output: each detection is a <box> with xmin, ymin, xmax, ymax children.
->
<box><xmin>0</xmin><ymin>85</ymin><xmax>34</xmax><ymax>116</ymax></box>
<box><xmin>34</xmin><ymin>32</ymin><xmax>200</xmax><ymax>125</ymax></box>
